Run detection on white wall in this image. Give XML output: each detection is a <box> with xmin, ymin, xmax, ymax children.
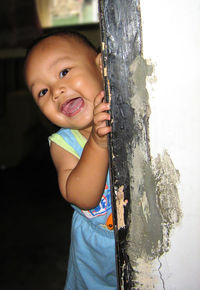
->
<box><xmin>140</xmin><ymin>0</ymin><xmax>200</xmax><ymax>289</ymax></box>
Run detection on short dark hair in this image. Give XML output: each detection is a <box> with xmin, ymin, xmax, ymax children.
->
<box><xmin>25</xmin><ymin>29</ymin><xmax>98</xmax><ymax>59</ymax></box>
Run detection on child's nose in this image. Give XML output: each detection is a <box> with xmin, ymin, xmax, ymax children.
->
<box><xmin>52</xmin><ymin>85</ymin><xmax>65</xmax><ymax>101</ymax></box>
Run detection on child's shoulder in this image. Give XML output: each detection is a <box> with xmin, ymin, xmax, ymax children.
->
<box><xmin>49</xmin><ymin>128</ymin><xmax>86</xmax><ymax>159</ymax></box>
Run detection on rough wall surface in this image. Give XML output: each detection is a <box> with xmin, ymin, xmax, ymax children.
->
<box><xmin>140</xmin><ymin>0</ymin><xmax>200</xmax><ymax>289</ymax></box>
<box><xmin>99</xmin><ymin>1</ymin><xmax>182</xmax><ymax>288</ymax></box>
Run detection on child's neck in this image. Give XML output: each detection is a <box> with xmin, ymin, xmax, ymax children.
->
<box><xmin>79</xmin><ymin>127</ymin><xmax>92</xmax><ymax>140</ymax></box>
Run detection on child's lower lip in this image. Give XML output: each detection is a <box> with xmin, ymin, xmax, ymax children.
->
<box><xmin>61</xmin><ymin>97</ymin><xmax>84</xmax><ymax>117</ymax></box>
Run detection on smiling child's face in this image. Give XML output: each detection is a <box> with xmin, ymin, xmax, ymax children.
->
<box><xmin>25</xmin><ymin>35</ymin><xmax>103</xmax><ymax>132</ymax></box>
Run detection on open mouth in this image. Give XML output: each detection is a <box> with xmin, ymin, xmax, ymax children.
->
<box><xmin>61</xmin><ymin>97</ymin><xmax>84</xmax><ymax>117</ymax></box>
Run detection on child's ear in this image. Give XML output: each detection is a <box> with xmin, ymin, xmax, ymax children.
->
<box><xmin>96</xmin><ymin>53</ymin><xmax>103</xmax><ymax>74</ymax></box>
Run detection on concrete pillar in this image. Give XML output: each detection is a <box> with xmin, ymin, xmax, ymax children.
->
<box><xmin>141</xmin><ymin>0</ymin><xmax>200</xmax><ymax>289</ymax></box>
<box><xmin>99</xmin><ymin>0</ymin><xmax>200</xmax><ymax>288</ymax></box>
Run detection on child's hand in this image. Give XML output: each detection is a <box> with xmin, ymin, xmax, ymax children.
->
<box><xmin>91</xmin><ymin>91</ymin><xmax>111</xmax><ymax>149</ymax></box>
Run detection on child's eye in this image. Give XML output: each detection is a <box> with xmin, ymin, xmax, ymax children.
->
<box><xmin>39</xmin><ymin>88</ymin><xmax>48</xmax><ymax>97</ymax></box>
<box><xmin>59</xmin><ymin>68</ymin><xmax>69</xmax><ymax>79</ymax></box>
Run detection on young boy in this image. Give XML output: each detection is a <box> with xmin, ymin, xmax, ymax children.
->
<box><xmin>24</xmin><ymin>31</ymin><xmax>117</xmax><ymax>289</ymax></box>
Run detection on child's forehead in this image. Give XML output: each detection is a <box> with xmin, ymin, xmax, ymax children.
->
<box><xmin>33</xmin><ymin>35</ymin><xmax>89</xmax><ymax>55</ymax></box>
<box><xmin>25</xmin><ymin>34</ymin><xmax>97</xmax><ymax>84</ymax></box>
<box><xmin>26</xmin><ymin>35</ymin><xmax>96</xmax><ymax>69</ymax></box>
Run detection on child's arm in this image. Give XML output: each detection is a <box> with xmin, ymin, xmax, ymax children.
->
<box><xmin>50</xmin><ymin>91</ymin><xmax>111</xmax><ymax>210</ymax></box>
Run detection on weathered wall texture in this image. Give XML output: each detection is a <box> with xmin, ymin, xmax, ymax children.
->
<box><xmin>127</xmin><ymin>56</ymin><xmax>182</xmax><ymax>289</ymax></box>
<box><xmin>138</xmin><ymin>0</ymin><xmax>200</xmax><ymax>289</ymax></box>
<box><xmin>99</xmin><ymin>0</ymin><xmax>200</xmax><ymax>289</ymax></box>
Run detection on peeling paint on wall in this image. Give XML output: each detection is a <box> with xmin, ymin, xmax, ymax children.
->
<box><xmin>130</xmin><ymin>55</ymin><xmax>152</xmax><ymax>120</ymax></box>
<box><xmin>126</xmin><ymin>55</ymin><xmax>182</xmax><ymax>288</ymax></box>
<box><xmin>152</xmin><ymin>150</ymin><xmax>182</xmax><ymax>252</ymax></box>
<box><xmin>99</xmin><ymin>1</ymin><xmax>185</xmax><ymax>288</ymax></box>
<box><xmin>134</xmin><ymin>258</ymin><xmax>158</xmax><ymax>289</ymax></box>
<box><xmin>115</xmin><ymin>185</ymin><xmax>128</xmax><ymax>229</ymax></box>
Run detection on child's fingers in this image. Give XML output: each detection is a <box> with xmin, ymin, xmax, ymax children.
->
<box><xmin>94</xmin><ymin>102</ymin><xmax>110</xmax><ymax>116</ymax></box>
<box><xmin>93</xmin><ymin>112</ymin><xmax>110</xmax><ymax>126</ymax></box>
<box><xmin>97</xmin><ymin>126</ymin><xmax>112</xmax><ymax>137</ymax></box>
<box><xmin>93</xmin><ymin>91</ymin><xmax>111</xmax><ymax>140</ymax></box>
<box><xmin>94</xmin><ymin>91</ymin><xmax>105</xmax><ymax>107</ymax></box>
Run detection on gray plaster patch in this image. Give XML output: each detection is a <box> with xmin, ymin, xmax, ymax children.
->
<box><xmin>130</xmin><ymin>55</ymin><xmax>152</xmax><ymax>119</ymax></box>
<box><xmin>126</xmin><ymin>56</ymin><xmax>182</xmax><ymax>288</ymax></box>
<box><xmin>152</xmin><ymin>150</ymin><xmax>182</xmax><ymax>252</ymax></box>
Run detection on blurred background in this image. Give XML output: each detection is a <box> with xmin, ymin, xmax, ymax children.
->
<box><xmin>0</xmin><ymin>0</ymin><xmax>100</xmax><ymax>289</ymax></box>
